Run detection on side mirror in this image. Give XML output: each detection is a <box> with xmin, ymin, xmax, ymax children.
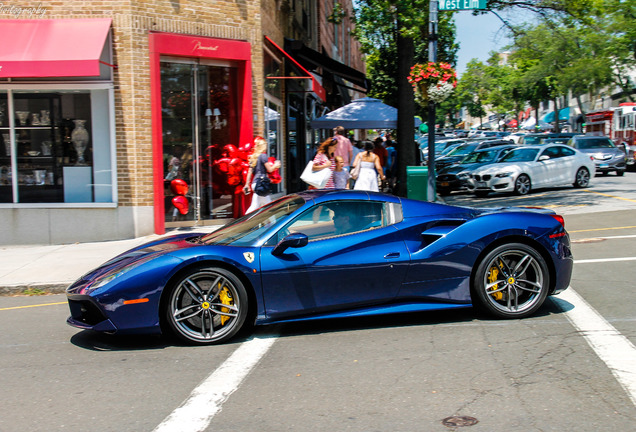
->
<box><xmin>272</xmin><ymin>233</ymin><xmax>308</xmax><ymax>256</ymax></box>
<box><xmin>539</xmin><ymin>155</ymin><xmax>550</xmax><ymax>161</ymax></box>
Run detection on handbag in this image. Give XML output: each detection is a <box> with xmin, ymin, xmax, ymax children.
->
<box><xmin>300</xmin><ymin>161</ymin><xmax>332</xmax><ymax>189</ymax></box>
<box><xmin>253</xmin><ymin>174</ymin><xmax>271</xmax><ymax>196</ymax></box>
<box><xmin>350</xmin><ymin>163</ymin><xmax>361</xmax><ymax>180</ymax></box>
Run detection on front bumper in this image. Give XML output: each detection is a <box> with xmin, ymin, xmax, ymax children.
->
<box><xmin>467</xmin><ymin>174</ymin><xmax>514</xmax><ymax>193</ymax></box>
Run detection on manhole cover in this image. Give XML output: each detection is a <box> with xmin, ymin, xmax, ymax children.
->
<box><xmin>442</xmin><ymin>416</ymin><xmax>479</xmax><ymax>427</ymax></box>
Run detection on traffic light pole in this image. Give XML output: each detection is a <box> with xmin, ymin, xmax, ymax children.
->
<box><xmin>427</xmin><ymin>0</ymin><xmax>438</xmax><ymax>201</ymax></box>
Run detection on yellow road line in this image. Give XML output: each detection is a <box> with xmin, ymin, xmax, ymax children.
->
<box><xmin>570</xmin><ymin>225</ymin><xmax>636</xmax><ymax>233</ymax></box>
<box><xmin>583</xmin><ymin>189</ymin><xmax>636</xmax><ymax>203</ymax></box>
<box><xmin>0</xmin><ymin>301</ymin><xmax>66</xmax><ymax>311</ymax></box>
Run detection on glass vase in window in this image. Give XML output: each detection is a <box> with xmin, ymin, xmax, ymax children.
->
<box><xmin>71</xmin><ymin>119</ymin><xmax>89</xmax><ymax>165</ymax></box>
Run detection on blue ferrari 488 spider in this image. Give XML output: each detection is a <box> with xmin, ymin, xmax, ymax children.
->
<box><xmin>67</xmin><ymin>190</ymin><xmax>572</xmax><ymax>345</ymax></box>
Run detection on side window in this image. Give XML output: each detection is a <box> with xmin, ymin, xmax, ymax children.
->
<box><xmin>559</xmin><ymin>147</ymin><xmax>575</xmax><ymax>157</ymax></box>
<box><xmin>276</xmin><ymin>201</ymin><xmax>400</xmax><ymax>243</ymax></box>
<box><xmin>541</xmin><ymin>147</ymin><xmax>560</xmax><ymax>159</ymax></box>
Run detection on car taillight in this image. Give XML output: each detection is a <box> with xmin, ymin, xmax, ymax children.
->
<box><xmin>551</xmin><ymin>214</ymin><xmax>565</xmax><ymax>229</ymax></box>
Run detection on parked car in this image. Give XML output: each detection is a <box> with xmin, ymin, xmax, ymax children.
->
<box><xmin>66</xmin><ymin>190</ymin><xmax>573</xmax><ymax>345</ymax></box>
<box><xmin>508</xmin><ymin>132</ymin><xmax>526</xmax><ymax>144</ymax></box>
<box><xmin>467</xmin><ymin>144</ymin><xmax>595</xmax><ymax>197</ymax></box>
<box><xmin>419</xmin><ymin>138</ymin><xmax>466</xmax><ymax>164</ymax></box>
<box><xmin>519</xmin><ymin>133</ymin><xmax>577</xmax><ymax>145</ymax></box>
<box><xmin>540</xmin><ymin>137</ymin><xmax>572</xmax><ymax>145</ymax></box>
<box><xmin>435</xmin><ymin>140</ymin><xmax>513</xmax><ymax>171</ymax></box>
<box><xmin>566</xmin><ymin>135</ymin><xmax>626</xmax><ymax>176</ymax></box>
<box><xmin>436</xmin><ymin>145</ymin><xmax>517</xmax><ymax>195</ymax></box>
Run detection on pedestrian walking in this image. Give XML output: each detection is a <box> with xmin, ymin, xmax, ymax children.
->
<box><xmin>243</xmin><ymin>137</ymin><xmax>281</xmax><ymax>213</ymax></box>
<box><xmin>333</xmin><ymin>126</ymin><xmax>353</xmax><ymax>171</ymax></box>
<box><xmin>352</xmin><ymin>141</ymin><xmax>385</xmax><ymax>192</ymax></box>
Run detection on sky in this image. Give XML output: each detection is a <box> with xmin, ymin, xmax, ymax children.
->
<box><xmin>453</xmin><ymin>10</ymin><xmax>511</xmax><ymax>76</ymax></box>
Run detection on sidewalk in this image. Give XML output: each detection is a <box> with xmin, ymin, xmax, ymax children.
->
<box><xmin>0</xmin><ymin>228</ymin><xmax>209</xmax><ymax>296</ymax></box>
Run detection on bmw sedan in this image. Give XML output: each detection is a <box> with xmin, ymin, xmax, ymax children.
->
<box><xmin>468</xmin><ymin>144</ymin><xmax>595</xmax><ymax>197</ymax></box>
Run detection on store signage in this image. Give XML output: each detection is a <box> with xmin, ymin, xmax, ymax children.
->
<box><xmin>193</xmin><ymin>41</ymin><xmax>219</xmax><ymax>52</ymax></box>
<box><xmin>439</xmin><ymin>0</ymin><xmax>487</xmax><ymax>10</ymax></box>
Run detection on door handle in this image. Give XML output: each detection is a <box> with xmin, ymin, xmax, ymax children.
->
<box><xmin>384</xmin><ymin>252</ymin><xmax>400</xmax><ymax>259</ymax></box>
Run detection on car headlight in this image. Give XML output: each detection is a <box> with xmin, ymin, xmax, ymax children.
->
<box><xmin>89</xmin><ymin>256</ymin><xmax>156</xmax><ymax>290</ymax></box>
<box><xmin>495</xmin><ymin>172</ymin><xmax>512</xmax><ymax>178</ymax></box>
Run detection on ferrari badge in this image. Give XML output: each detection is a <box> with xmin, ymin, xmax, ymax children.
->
<box><xmin>243</xmin><ymin>252</ymin><xmax>255</xmax><ymax>263</ymax></box>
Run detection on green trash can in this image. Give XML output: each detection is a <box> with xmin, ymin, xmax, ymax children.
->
<box><xmin>406</xmin><ymin>166</ymin><xmax>428</xmax><ymax>201</ymax></box>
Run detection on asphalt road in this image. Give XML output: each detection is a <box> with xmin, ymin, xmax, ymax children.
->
<box><xmin>1</xmin><ymin>173</ymin><xmax>635</xmax><ymax>432</ymax></box>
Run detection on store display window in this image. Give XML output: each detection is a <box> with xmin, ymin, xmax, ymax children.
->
<box><xmin>0</xmin><ymin>88</ymin><xmax>114</xmax><ymax>204</ymax></box>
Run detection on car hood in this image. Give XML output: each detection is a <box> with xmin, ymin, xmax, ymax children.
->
<box><xmin>80</xmin><ymin>233</ymin><xmax>200</xmax><ymax>282</ymax></box>
<box><xmin>439</xmin><ymin>161</ymin><xmax>494</xmax><ymax>175</ymax></box>
<box><xmin>472</xmin><ymin>162</ymin><xmax>526</xmax><ymax>175</ymax></box>
<box><xmin>577</xmin><ymin>148</ymin><xmax>622</xmax><ymax>157</ymax></box>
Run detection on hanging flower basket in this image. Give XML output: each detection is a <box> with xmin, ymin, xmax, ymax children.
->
<box><xmin>407</xmin><ymin>62</ymin><xmax>458</xmax><ymax>104</ymax></box>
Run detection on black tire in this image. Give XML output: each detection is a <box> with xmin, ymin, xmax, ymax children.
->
<box><xmin>438</xmin><ymin>188</ymin><xmax>451</xmax><ymax>196</ymax></box>
<box><xmin>514</xmin><ymin>174</ymin><xmax>531</xmax><ymax>195</ymax></box>
<box><xmin>573</xmin><ymin>167</ymin><xmax>590</xmax><ymax>188</ymax></box>
<box><xmin>164</xmin><ymin>266</ymin><xmax>248</xmax><ymax>345</ymax></box>
<box><xmin>475</xmin><ymin>190</ymin><xmax>490</xmax><ymax>198</ymax></box>
<box><xmin>616</xmin><ymin>170</ymin><xmax>624</xmax><ymax>177</ymax></box>
<box><xmin>472</xmin><ymin>243</ymin><xmax>550</xmax><ymax>319</ymax></box>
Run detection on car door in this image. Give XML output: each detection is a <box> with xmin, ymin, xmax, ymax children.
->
<box><xmin>259</xmin><ymin>200</ymin><xmax>410</xmax><ymax>320</ymax></box>
<box><xmin>534</xmin><ymin>146</ymin><xmax>561</xmax><ymax>187</ymax></box>
<box><xmin>556</xmin><ymin>146</ymin><xmax>578</xmax><ymax>183</ymax></box>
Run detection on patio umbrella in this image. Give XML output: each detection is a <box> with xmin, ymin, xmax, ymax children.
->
<box><xmin>310</xmin><ymin>97</ymin><xmax>421</xmax><ymax>129</ymax></box>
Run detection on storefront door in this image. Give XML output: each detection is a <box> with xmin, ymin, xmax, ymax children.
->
<box><xmin>160</xmin><ymin>59</ymin><xmax>239</xmax><ymax>226</ymax></box>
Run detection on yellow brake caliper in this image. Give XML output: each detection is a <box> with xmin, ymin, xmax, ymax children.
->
<box><xmin>488</xmin><ymin>265</ymin><xmax>503</xmax><ymax>301</ymax></box>
<box><xmin>218</xmin><ymin>285</ymin><xmax>234</xmax><ymax>326</ymax></box>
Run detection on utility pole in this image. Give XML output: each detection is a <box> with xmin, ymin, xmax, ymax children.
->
<box><xmin>427</xmin><ymin>0</ymin><xmax>438</xmax><ymax>201</ymax></box>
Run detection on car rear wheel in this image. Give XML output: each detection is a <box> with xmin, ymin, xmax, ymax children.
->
<box><xmin>164</xmin><ymin>266</ymin><xmax>248</xmax><ymax>345</ymax></box>
<box><xmin>472</xmin><ymin>243</ymin><xmax>549</xmax><ymax>318</ymax></box>
<box><xmin>514</xmin><ymin>174</ymin><xmax>531</xmax><ymax>195</ymax></box>
<box><xmin>573</xmin><ymin>167</ymin><xmax>590</xmax><ymax>188</ymax></box>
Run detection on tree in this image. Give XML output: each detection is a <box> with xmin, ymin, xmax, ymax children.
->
<box><xmin>354</xmin><ymin>1</ymin><xmax>458</xmax><ymax>196</ymax></box>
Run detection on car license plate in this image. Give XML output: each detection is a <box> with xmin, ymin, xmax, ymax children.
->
<box><xmin>599</xmin><ymin>163</ymin><xmax>609</xmax><ymax>168</ymax></box>
<box><xmin>440</xmin><ymin>182</ymin><xmax>449</xmax><ymax>187</ymax></box>
<box><xmin>477</xmin><ymin>181</ymin><xmax>486</xmax><ymax>187</ymax></box>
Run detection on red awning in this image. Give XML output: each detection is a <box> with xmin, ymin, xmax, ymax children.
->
<box><xmin>0</xmin><ymin>18</ymin><xmax>112</xmax><ymax>78</ymax></box>
<box><xmin>264</xmin><ymin>36</ymin><xmax>326</xmax><ymax>102</ymax></box>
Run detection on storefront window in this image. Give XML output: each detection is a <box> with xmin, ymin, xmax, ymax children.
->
<box><xmin>0</xmin><ymin>88</ymin><xmax>114</xmax><ymax>204</ymax></box>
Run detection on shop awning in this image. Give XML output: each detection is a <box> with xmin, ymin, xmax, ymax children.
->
<box><xmin>264</xmin><ymin>36</ymin><xmax>326</xmax><ymax>102</ymax></box>
<box><xmin>542</xmin><ymin>107</ymin><xmax>571</xmax><ymax>123</ymax></box>
<box><xmin>0</xmin><ymin>18</ymin><xmax>112</xmax><ymax>78</ymax></box>
<box><xmin>284</xmin><ymin>38</ymin><xmax>369</xmax><ymax>91</ymax></box>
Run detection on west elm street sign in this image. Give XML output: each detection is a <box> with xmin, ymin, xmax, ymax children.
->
<box><xmin>439</xmin><ymin>0</ymin><xmax>487</xmax><ymax>10</ymax></box>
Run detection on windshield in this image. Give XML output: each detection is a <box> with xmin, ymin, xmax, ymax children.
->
<box><xmin>199</xmin><ymin>195</ymin><xmax>306</xmax><ymax>246</ymax></box>
<box><xmin>576</xmin><ymin>138</ymin><xmax>615</xmax><ymax>149</ymax></box>
<box><xmin>462</xmin><ymin>149</ymin><xmax>498</xmax><ymax>163</ymax></box>
<box><xmin>447</xmin><ymin>144</ymin><xmax>477</xmax><ymax>157</ymax></box>
<box><xmin>521</xmin><ymin>135</ymin><xmax>543</xmax><ymax>145</ymax></box>
<box><xmin>500</xmin><ymin>148</ymin><xmax>539</xmax><ymax>162</ymax></box>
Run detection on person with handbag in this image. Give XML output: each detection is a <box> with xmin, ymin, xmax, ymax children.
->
<box><xmin>352</xmin><ymin>140</ymin><xmax>385</xmax><ymax>192</ymax></box>
<box><xmin>302</xmin><ymin>137</ymin><xmax>336</xmax><ymax>189</ymax></box>
<box><xmin>243</xmin><ymin>137</ymin><xmax>281</xmax><ymax>214</ymax></box>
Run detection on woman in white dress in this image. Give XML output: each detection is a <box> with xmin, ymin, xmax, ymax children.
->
<box><xmin>352</xmin><ymin>141</ymin><xmax>385</xmax><ymax>192</ymax></box>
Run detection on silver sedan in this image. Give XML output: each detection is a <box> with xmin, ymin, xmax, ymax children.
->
<box><xmin>467</xmin><ymin>144</ymin><xmax>595</xmax><ymax>197</ymax></box>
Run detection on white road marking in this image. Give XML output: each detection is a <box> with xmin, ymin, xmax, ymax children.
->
<box><xmin>574</xmin><ymin>257</ymin><xmax>636</xmax><ymax>264</ymax></box>
<box><xmin>553</xmin><ymin>288</ymin><xmax>636</xmax><ymax>407</ymax></box>
<box><xmin>153</xmin><ymin>333</ymin><xmax>278</xmax><ymax>432</ymax></box>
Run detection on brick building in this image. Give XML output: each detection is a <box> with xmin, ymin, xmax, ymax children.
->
<box><xmin>0</xmin><ymin>0</ymin><xmax>365</xmax><ymax>245</ymax></box>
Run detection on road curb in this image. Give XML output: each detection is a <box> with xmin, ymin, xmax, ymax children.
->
<box><xmin>0</xmin><ymin>282</ymin><xmax>69</xmax><ymax>296</ymax></box>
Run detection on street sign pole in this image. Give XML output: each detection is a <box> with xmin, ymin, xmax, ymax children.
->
<box><xmin>427</xmin><ymin>0</ymin><xmax>438</xmax><ymax>202</ymax></box>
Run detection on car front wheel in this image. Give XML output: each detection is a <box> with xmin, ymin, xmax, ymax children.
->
<box><xmin>514</xmin><ymin>174</ymin><xmax>531</xmax><ymax>195</ymax></box>
<box><xmin>164</xmin><ymin>266</ymin><xmax>248</xmax><ymax>345</ymax></box>
<box><xmin>573</xmin><ymin>167</ymin><xmax>590</xmax><ymax>188</ymax></box>
<box><xmin>472</xmin><ymin>243</ymin><xmax>550</xmax><ymax>318</ymax></box>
